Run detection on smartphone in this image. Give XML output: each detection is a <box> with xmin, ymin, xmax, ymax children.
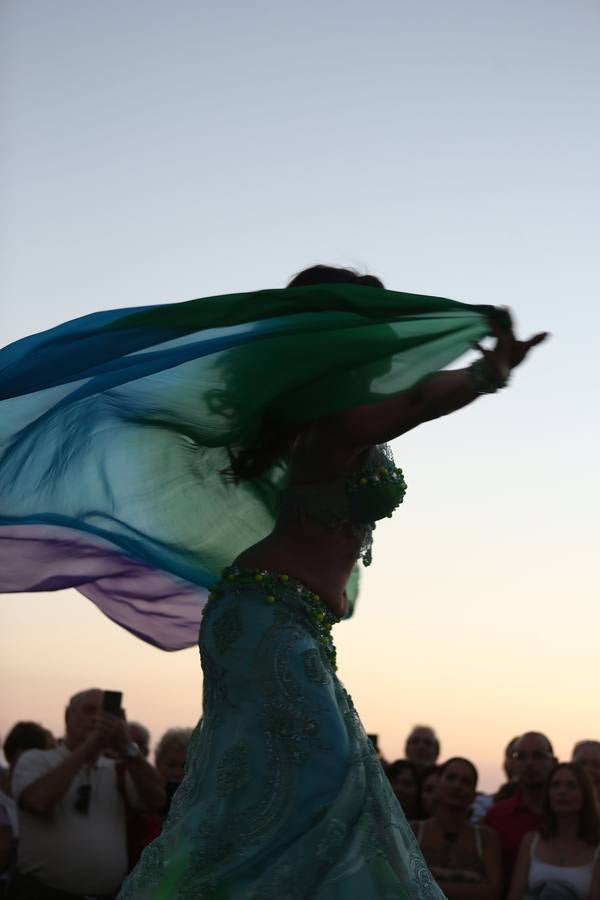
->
<box><xmin>103</xmin><ymin>690</ymin><xmax>123</xmax><ymax>716</ymax></box>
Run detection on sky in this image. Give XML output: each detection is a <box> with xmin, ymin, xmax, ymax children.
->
<box><xmin>1</xmin><ymin>0</ymin><xmax>599</xmax><ymax>792</ymax></box>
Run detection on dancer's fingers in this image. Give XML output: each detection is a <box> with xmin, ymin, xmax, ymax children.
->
<box><xmin>526</xmin><ymin>331</ymin><xmax>550</xmax><ymax>348</ymax></box>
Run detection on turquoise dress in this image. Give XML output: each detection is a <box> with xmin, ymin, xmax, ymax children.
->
<box><xmin>117</xmin><ymin>451</ymin><xmax>446</xmax><ymax>900</ymax></box>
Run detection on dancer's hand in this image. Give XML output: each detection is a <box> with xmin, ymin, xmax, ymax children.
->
<box><xmin>475</xmin><ymin>310</ymin><xmax>549</xmax><ymax>379</ymax></box>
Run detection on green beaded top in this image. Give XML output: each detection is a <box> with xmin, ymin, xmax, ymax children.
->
<box><xmin>280</xmin><ymin>443</ymin><xmax>407</xmax><ymax>566</ymax></box>
<box><xmin>208</xmin><ymin>567</ymin><xmax>340</xmax><ymax>670</ymax></box>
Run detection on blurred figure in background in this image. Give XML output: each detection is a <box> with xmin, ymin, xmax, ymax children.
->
<box><xmin>127</xmin><ymin>724</ymin><xmax>150</xmax><ymax>760</ymax></box>
<box><xmin>154</xmin><ymin>727</ymin><xmax>192</xmax><ymax>824</ymax></box>
<box><xmin>405</xmin><ymin>725</ymin><xmax>440</xmax><ymax>772</ymax></box>
<box><xmin>573</xmin><ymin>742</ymin><xmax>600</xmax><ymax>813</ymax></box>
<box><xmin>419</xmin><ymin>766</ymin><xmax>441</xmax><ymax>820</ymax></box>
<box><xmin>507</xmin><ymin>763</ymin><xmax>600</xmax><ymax>900</ymax></box>
<box><xmin>0</xmin><ymin>724</ymin><xmax>53</xmax><ymax>894</ymax></box>
<box><xmin>485</xmin><ymin>732</ymin><xmax>557</xmax><ymax>886</ymax></box>
<box><xmin>471</xmin><ymin>735</ymin><xmax>521</xmax><ymax>824</ymax></box>
<box><xmin>386</xmin><ymin>760</ymin><xmax>420</xmax><ymax>819</ymax></box>
<box><xmin>367</xmin><ymin>734</ymin><xmax>387</xmax><ymax>768</ymax></box>
<box><xmin>411</xmin><ymin>757</ymin><xmax>501</xmax><ymax>899</ymax></box>
<box><xmin>154</xmin><ymin>728</ymin><xmax>193</xmax><ymax>798</ymax></box>
<box><xmin>141</xmin><ymin>727</ymin><xmax>195</xmax><ymax>847</ymax></box>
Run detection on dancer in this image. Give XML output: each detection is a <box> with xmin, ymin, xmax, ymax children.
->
<box><xmin>0</xmin><ymin>266</ymin><xmax>547</xmax><ymax>898</ymax></box>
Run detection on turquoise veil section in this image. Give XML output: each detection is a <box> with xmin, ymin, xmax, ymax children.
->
<box><xmin>0</xmin><ymin>284</ymin><xmax>505</xmax><ymax>648</ymax></box>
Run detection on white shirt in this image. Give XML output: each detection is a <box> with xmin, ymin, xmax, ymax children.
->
<box><xmin>528</xmin><ymin>833</ymin><xmax>600</xmax><ymax>900</ymax></box>
<box><xmin>12</xmin><ymin>744</ymin><xmax>141</xmax><ymax>895</ymax></box>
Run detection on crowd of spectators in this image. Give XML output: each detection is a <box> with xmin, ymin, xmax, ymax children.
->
<box><xmin>0</xmin><ymin>689</ymin><xmax>193</xmax><ymax>900</ymax></box>
<box><xmin>1</xmin><ymin>699</ymin><xmax>599</xmax><ymax>899</ymax></box>
<box><xmin>379</xmin><ymin>726</ymin><xmax>600</xmax><ymax>900</ymax></box>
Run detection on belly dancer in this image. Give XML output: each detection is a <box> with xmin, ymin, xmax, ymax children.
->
<box><xmin>0</xmin><ymin>265</ymin><xmax>547</xmax><ymax>898</ymax></box>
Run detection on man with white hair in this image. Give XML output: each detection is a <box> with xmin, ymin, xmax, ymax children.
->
<box><xmin>11</xmin><ymin>688</ymin><xmax>164</xmax><ymax>899</ymax></box>
<box><xmin>404</xmin><ymin>724</ymin><xmax>440</xmax><ymax>770</ymax></box>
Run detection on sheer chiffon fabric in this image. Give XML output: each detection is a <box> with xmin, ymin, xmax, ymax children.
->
<box><xmin>0</xmin><ymin>283</ymin><xmax>506</xmax><ymax>648</ymax></box>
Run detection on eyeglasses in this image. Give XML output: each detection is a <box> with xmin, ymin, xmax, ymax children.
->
<box><xmin>511</xmin><ymin>751</ymin><xmax>551</xmax><ymax>761</ymax></box>
<box><xmin>74</xmin><ymin>784</ymin><xmax>91</xmax><ymax>814</ymax></box>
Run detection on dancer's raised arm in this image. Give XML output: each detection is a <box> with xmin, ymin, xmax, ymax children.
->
<box><xmin>332</xmin><ymin>316</ymin><xmax>548</xmax><ymax>446</ymax></box>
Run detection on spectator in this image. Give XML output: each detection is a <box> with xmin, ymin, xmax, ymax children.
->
<box><xmin>419</xmin><ymin>766</ymin><xmax>441</xmax><ymax>819</ymax></box>
<box><xmin>405</xmin><ymin>725</ymin><xmax>440</xmax><ymax>770</ymax></box>
<box><xmin>127</xmin><ymin>723</ymin><xmax>150</xmax><ymax>760</ymax></box>
<box><xmin>386</xmin><ymin>760</ymin><xmax>420</xmax><ymax>819</ymax></box>
<box><xmin>11</xmin><ymin>688</ymin><xmax>165</xmax><ymax>899</ymax></box>
<box><xmin>507</xmin><ymin>762</ymin><xmax>600</xmax><ymax>900</ymax></box>
<box><xmin>0</xmin><ymin>724</ymin><xmax>53</xmax><ymax>892</ymax></box>
<box><xmin>484</xmin><ymin>731</ymin><xmax>557</xmax><ymax>885</ymax></box>
<box><xmin>155</xmin><ymin>728</ymin><xmax>193</xmax><ymax>810</ymax></box>
<box><xmin>367</xmin><ymin>734</ymin><xmax>387</xmax><ymax>767</ymax></box>
<box><xmin>573</xmin><ymin>743</ymin><xmax>600</xmax><ymax>812</ymax></box>
<box><xmin>472</xmin><ymin>735</ymin><xmax>521</xmax><ymax>824</ymax></box>
<box><xmin>411</xmin><ymin>757</ymin><xmax>501</xmax><ymax>899</ymax></box>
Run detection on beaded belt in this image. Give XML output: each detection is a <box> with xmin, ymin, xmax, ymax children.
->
<box><xmin>208</xmin><ymin>566</ymin><xmax>340</xmax><ymax>670</ymax></box>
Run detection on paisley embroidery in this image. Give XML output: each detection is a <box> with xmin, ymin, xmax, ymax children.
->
<box><xmin>216</xmin><ymin>742</ymin><xmax>249</xmax><ymax>796</ymax></box>
<box><xmin>302</xmin><ymin>647</ymin><xmax>330</xmax><ymax>684</ymax></box>
<box><xmin>116</xmin><ymin>579</ymin><xmax>446</xmax><ymax>900</ymax></box>
<box><xmin>212</xmin><ymin>605</ymin><xmax>242</xmax><ymax>654</ymax></box>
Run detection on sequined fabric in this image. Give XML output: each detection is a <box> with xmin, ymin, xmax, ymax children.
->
<box><xmin>116</xmin><ymin>575</ymin><xmax>445</xmax><ymax>900</ymax></box>
<box><xmin>280</xmin><ymin>443</ymin><xmax>407</xmax><ymax>567</ymax></box>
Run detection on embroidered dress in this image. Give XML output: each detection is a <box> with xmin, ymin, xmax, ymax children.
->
<box><xmin>117</xmin><ymin>570</ymin><xmax>446</xmax><ymax>900</ymax></box>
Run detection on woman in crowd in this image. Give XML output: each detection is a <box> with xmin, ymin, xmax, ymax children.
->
<box><xmin>386</xmin><ymin>760</ymin><xmax>420</xmax><ymax>819</ymax></box>
<box><xmin>420</xmin><ymin>766</ymin><xmax>441</xmax><ymax>819</ymax></box>
<box><xmin>0</xmin><ymin>265</ymin><xmax>547</xmax><ymax>898</ymax></box>
<box><xmin>0</xmin><ymin>724</ymin><xmax>54</xmax><ymax>894</ymax></box>
<box><xmin>507</xmin><ymin>762</ymin><xmax>600</xmax><ymax>900</ymax></box>
<box><xmin>411</xmin><ymin>757</ymin><xmax>502</xmax><ymax>899</ymax></box>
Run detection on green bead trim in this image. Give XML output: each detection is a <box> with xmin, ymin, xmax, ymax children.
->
<box><xmin>209</xmin><ymin>567</ymin><xmax>340</xmax><ymax>671</ymax></box>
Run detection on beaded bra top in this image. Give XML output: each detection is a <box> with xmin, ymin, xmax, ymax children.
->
<box><xmin>280</xmin><ymin>443</ymin><xmax>407</xmax><ymax>566</ymax></box>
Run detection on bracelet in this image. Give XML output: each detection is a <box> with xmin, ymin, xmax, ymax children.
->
<box><xmin>467</xmin><ymin>357</ymin><xmax>510</xmax><ymax>394</ymax></box>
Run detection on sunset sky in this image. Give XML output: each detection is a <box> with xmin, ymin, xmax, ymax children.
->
<box><xmin>2</xmin><ymin>0</ymin><xmax>599</xmax><ymax>791</ymax></box>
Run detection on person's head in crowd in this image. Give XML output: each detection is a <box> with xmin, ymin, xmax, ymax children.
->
<box><xmin>433</xmin><ymin>757</ymin><xmax>478</xmax><ymax>818</ymax></box>
<box><xmin>128</xmin><ymin>722</ymin><xmax>151</xmax><ymax>759</ymax></box>
<box><xmin>419</xmin><ymin>766</ymin><xmax>440</xmax><ymax>818</ymax></box>
<box><xmin>504</xmin><ymin>736</ymin><xmax>521</xmax><ymax>781</ymax></box>
<box><xmin>155</xmin><ymin>728</ymin><xmax>193</xmax><ymax>786</ymax></box>
<box><xmin>367</xmin><ymin>733</ymin><xmax>387</xmax><ymax>766</ymax></box>
<box><xmin>405</xmin><ymin>726</ymin><xmax>440</xmax><ymax>769</ymax></box>
<box><xmin>540</xmin><ymin>762</ymin><xmax>600</xmax><ymax>844</ymax></box>
<box><xmin>572</xmin><ymin>740</ymin><xmax>600</xmax><ymax>801</ymax></box>
<box><xmin>511</xmin><ymin>732</ymin><xmax>556</xmax><ymax>792</ymax></box>
<box><xmin>493</xmin><ymin>735</ymin><xmax>522</xmax><ymax>803</ymax></box>
<box><xmin>387</xmin><ymin>759</ymin><xmax>420</xmax><ymax>818</ymax></box>
<box><xmin>2</xmin><ymin>722</ymin><xmax>53</xmax><ymax>772</ymax></box>
<box><xmin>64</xmin><ymin>688</ymin><xmax>104</xmax><ymax>750</ymax></box>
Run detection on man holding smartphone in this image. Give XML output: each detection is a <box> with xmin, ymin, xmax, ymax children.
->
<box><xmin>9</xmin><ymin>688</ymin><xmax>165</xmax><ymax>900</ymax></box>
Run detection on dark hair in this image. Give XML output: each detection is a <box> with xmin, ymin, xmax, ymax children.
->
<box><xmin>225</xmin><ymin>264</ymin><xmax>384</xmax><ymax>482</ymax></box>
<box><xmin>3</xmin><ymin>721</ymin><xmax>53</xmax><ymax>764</ymax></box>
<box><xmin>540</xmin><ymin>762</ymin><xmax>600</xmax><ymax>844</ymax></box>
<box><xmin>437</xmin><ymin>756</ymin><xmax>479</xmax><ymax>788</ymax></box>
<box><xmin>386</xmin><ymin>758</ymin><xmax>419</xmax><ymax>785</ymax></box>
<box><xmin>505</xmin><ymin>736</ymin><xmax>520</xmax><ymax>757</ymax></box>
<box><xmin>287</xmin><ymin>264</ymin><xmax>384</xmax><ymax>290</ymax></box>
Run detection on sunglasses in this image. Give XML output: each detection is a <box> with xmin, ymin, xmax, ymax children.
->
<box><xmin>74</xmin><ymin>784</ymin><xmax>91</xmax><ymax>814</ymax></box>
